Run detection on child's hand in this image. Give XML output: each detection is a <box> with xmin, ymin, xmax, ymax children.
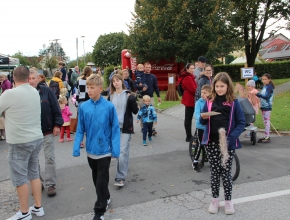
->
<box><xmin>139</xmin><ymin>83</ymin><xmax>142</xmax><ymax>86</ymax></box>
<box><xmin>251</xmin><ymin>90</ymin><xmax>258</xmax><ymax>95</ymax></box>
<box><xmin>154</xmin><ymin>122</ymin><xmax>157</xmax><ymax>125</ymax></box>
<box><xmin>200</xmin><ymin>113</ymin><xmax>209</xmax><ymax>119</ymax></box>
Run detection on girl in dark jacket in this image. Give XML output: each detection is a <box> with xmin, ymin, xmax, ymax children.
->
<box><xmin>200</xmin><ymin>72</ymin><xmax>245</xmax><ymax>215</ymax></box>
<box><xmin>108</xmin><ymin>74</ymin><xmax>139</xmax><ymax>187</ymax></box>
<box><xmin>177</xmin><ymin>63</ymin><xmax>197</xmax><ymax>142</ymax></box>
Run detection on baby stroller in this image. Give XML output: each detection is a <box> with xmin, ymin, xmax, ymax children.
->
<box><xmin>238</xmin><ymin>98</ymin><xmax>257</xmax><ymax>145</ymax></box>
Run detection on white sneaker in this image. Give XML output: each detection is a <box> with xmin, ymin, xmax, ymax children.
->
<box><xmin>114</xmin><ymin>179</ymin><xmax>124</xmax><ymax>187</ymax></box>
<box><xmin>7</xmin><ymin>211</ymin><xmax>32</xmax><ymax>220</ymax></box>
<box><xmin>29</xmin><ymin>205</ymin><xmax>45</xmax><ymax>216</ymax></box>
<box><xmin>1</xmin><ymin>135</ymin><xmax>4</xmax><ymax>140</ymax></box>
<box><xmin>225</xmin><ymin>200</ymin><xmax>235</xmax><ymax>215</ymax></box>
<box><xmin>208</xmin><ymin>198</ymin><xmax>220</xmax><ymax>214</ymax></box>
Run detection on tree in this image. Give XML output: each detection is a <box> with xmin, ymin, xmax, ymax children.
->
<box><xmin>11</xmin><ymin>51</ymin><xmax>30</xmax><ymax>66</ymax></box>
<box><xmin>228</xmin><ymin>0</ymin><xmax>290</xmax><ymax>67</ymax></box>
<box><xmin>127</xmin><ymin>0</ymin><xmax>242</xmax><ymax>63</ymax></box>
<box><xmin>39</xmin><ymin>42</ymin><xmax>68</xmax><ymax>62</ymax></box>
<box><xmin>43</xmin><ymin>55</ymin><xmax>58</xmax><ymax>77</ymax></box>
<box><xmin>92</xmin><ymin>32</ymin><xmax>127</xmax><ymax>67</ymax></box>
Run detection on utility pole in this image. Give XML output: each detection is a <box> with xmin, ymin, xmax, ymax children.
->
<box><xmin>50</xmin><ymin>39</ymin><xmax>60</xmax><ymax>59</ymax></box>
<box><xmin>81</xmin><ymin>36</ymin><xmax>86</xmax><ymax>66</ymax></box>
<box><xmin>76</xmin><ymin>38</ymin><xmax>79</xmax><ymax>66</ymax></box>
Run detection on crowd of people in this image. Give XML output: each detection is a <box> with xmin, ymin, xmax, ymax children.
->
<box><xmin>0</xmin><ymin>58</ymin><xmax>275</xmax><ymax>219</ymax></box>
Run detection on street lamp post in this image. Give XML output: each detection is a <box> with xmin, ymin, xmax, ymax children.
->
<box><xmin>81</xmin><ymin>36</ymin><xmax>86</xmax><ymax>66</ymax></box>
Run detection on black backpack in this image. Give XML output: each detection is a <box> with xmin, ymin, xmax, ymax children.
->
<box><xmin>49</xmin><ymin>80</ymin><xmax>60</xmax><ymax>98</ymax></box>
<box><xmin>177</xmin><ymin>76</ymin><xmax>187</xmax><ymax>96</ymax></box>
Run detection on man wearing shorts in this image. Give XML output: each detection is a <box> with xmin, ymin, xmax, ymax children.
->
<box><xmin>0</xmin><ymin>66</ymin><xmax>44</xmax><ymax>220</ymax></box>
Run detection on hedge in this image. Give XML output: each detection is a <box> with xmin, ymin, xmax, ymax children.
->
<box><xmin>213</xmin><ymin>61</ymin><xmax>290</xmax><ymax>81</ymax></box>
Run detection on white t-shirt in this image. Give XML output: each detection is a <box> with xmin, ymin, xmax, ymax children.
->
<box><xmin>0</xmin><ymin>83</ymin><xmax>43</xmax><ymax>144</ymax></box>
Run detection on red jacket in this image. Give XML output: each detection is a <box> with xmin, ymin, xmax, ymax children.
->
<box><xmin>178</xmin><ymin>71</ymin><xmax>197</xmax><ymax>107</ymax></box>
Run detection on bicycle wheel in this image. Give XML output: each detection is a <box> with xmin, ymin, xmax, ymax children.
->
<box><xmin>188</xmin><ymin>136</ymin><xmax>198</xmax><ymax>162</ymax></box>
<box><xmin>231</xmin><ymin>153</ymin><xmax>240</xmax><ymax>182</ymax></box>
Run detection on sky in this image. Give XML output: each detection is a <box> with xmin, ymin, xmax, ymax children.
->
<box><xmin>1</xmin><ymin>1</ymin><xmax>289</xmax><ymax>61</ymax></box>
<box><xmin>0</xmin><ymin>0</ymin><xmax>136</xmax><ymax>60</ymax></box>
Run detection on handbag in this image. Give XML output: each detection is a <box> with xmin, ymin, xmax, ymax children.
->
<box><xmin>70</xmin><ymin>116</ymin><xmax>78</xmax><ymax>132</ymax></box>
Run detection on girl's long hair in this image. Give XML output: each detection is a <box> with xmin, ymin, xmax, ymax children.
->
<box><xmin>263</xmin><ymin>73</ymin><xmax>275</xmax><ymax>89</ymax></box>
<box><xmin>211</xmin><ymin>72</ymin><xmax>235</xmax><ymax>103</ymax></box>
<box><xmin>79</xmin><ymin>66</ymin><xmax>93</xmax><ymax>80</ymax></box>
<box><xmin>109</xmin><ymin>74</ymin><xmax>126</xmax><ymax>95</ymax></box>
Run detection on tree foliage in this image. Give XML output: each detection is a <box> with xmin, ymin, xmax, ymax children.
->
<box><xmin>11</xmin><ymin>51</ymin><xmax>30</xmax><ymax>66</ymax></box>
<box><xmin>127</xmin><ymin>0</ymin><xmax>242</xmax><ymax>63</ymax></box>
<box><xmin>228</xmin><ymin>0</ymin><xmax>290</xmax><ymax>67</ymax></box>
<box><xmin>92</xmin><ymin>32</ymin><xmax>127</xmax><ymax>67</ymax></box>
<box><xmin>43</xmin><ymin>55</ymin><xmax>58</xmax><ymax>76</ymax></box>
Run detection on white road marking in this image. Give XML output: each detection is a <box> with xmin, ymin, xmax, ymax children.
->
<box><xmin>219</xmin><ymin>189</ymin><xmax>290</xmax><ymax>206</ymax></box>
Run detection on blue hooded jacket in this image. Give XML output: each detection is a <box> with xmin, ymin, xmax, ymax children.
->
<box><xmin>256</xmin><ymin>84</ymin><xmax>274</xmax><ymax>111</ymax></box>
<box><xmin>73</xmin><ymin>96</ymin><xmax>120</xmax><ymax>158</ymax></box>
<box><xmin>194</xmin><ymin>98</ymin><xmax>206</xmax><ymax>130</ymax></box>
<box><xmin>199</xmin><ymin>99</ymin><xmax>245</xmax><ymax>150</ymax></box>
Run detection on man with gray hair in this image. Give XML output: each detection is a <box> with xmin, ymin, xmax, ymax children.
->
<box><xmin>0</xmin><ymin>66</ymin><xmax>44</xmax><ymax>220</ymax></box>
<box><xmin>29</xmin><ymin>67</ymin><xmax>63</xmax><ymax>197</ymax></box>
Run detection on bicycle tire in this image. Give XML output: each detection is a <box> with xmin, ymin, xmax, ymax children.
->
<box><xmin>232</xmin><ymin>153</ymin><xmax>240</xmax><ymax>181</ymax></box>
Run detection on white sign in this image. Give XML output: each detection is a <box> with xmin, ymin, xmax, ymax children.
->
<box><xmin>168</xmin><ymin>76</ymin><xmax>174</xmax><ymax>84</ymax></box>
<box><xmin>241</xmin><ymin>68</ymin><xmax>254</xmax><ymax>79</ymax></box>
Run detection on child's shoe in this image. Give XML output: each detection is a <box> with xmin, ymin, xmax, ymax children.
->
<box><xmin>245</xmin><ymin>131</ymin><xmax>251</xmax><ymax>138</ymax></box>
<box><xmin>208</xmin><ymin>198</ymin><xmax>219</xmax><ymax>214</ymax></box>
<box><xmin>67</xmin><ymin>138</ymin><xmax>74</xmax><ymax>142</ymax></box>
<box><xmin>1</xmin><ymin>135</ymin><xmax>4</xmax><ymax>140</ymax></box>
<box><xmin>80</xmin><ymin>142</ymin><xmax>84</xmax><ymax>148</ymax></box>
<box><xmin>58</xmin><ymin>139</ymin><xmax>64</xmax><ymax>143</ymax></box>
<box><xmin>143</xmin><ymin>140</ymin><xmax>147</xmax><ymax>146</ymax></box>
<box><xmin>224</xmin><ymin>200</ymin><xmax>235</xmax><ymax>215</ymax></box>
<box><xmin>192</xmin><ymin>162</ymin><xmax>201</xmax><ymax>172</ymax></box>
<box><xmin>258</xmin><ymin>137</ymin><xmax>271</xmax><ymax>143</ymax></box>
<box><xmin>148</xmin><ymin>136</ymin><xmax>152</xmax><ymax>141</ymax></box>
<box><xmin>29</xmin><ymin>205</ymin><xmax>45</xmax><ymax>216</ymax></box>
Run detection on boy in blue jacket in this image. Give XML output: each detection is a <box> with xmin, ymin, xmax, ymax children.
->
<box><xmin>73</xmin><ymin>74</ymin><xmax>120</xmax><ymax>220</ymax></box>
<box><xmin>192</xmin><ymin>84</ymin><xmax>212</xmax><ymax>172</ymax></box>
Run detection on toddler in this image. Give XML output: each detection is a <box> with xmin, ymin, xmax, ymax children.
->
<box><xmin>135</xmin><ymin>64</ymin><xmax>147</xmax><ymax>94</ymax></box>
<box><xmin>245</xmin><ymin>80</ymin><xmax>260</xmax><ymax>137</ymax></box>
<box><xmin>137</xmin><ymin>95</ymin><xmax>157</xmax><ymax>146</ymax></box>
<box><xmin>58</xmin><ymin>97</ymin><xmax>73</xmax><ymax>142</ymax></box>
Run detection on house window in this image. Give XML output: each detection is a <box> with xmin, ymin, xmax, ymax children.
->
<box><xmin>268</xmin><ymin>46</ymin><xmax>277</xmax><ymax>52</ymax></box>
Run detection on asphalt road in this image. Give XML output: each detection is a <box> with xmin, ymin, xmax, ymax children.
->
<box><xmin>1</xmin><ymin>107</ymin><xmax>289</xmax><ymax>220</ymax></box>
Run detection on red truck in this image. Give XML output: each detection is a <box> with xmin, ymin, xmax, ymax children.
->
<box><xmin>121</xmin><ymin>49</ymin><xmax>184</xmax><ymax>91</ymax></box>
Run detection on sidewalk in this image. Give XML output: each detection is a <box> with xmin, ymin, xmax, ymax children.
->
<box><xmin>60</xmin><ymin>175</ymin><xmax>290</xmax><ymax>220</ymax></box>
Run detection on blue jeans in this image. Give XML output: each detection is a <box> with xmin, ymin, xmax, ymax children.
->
<box><xmin>115</xmin><ymin>133</ymin><xmax>131</xmax><ymax>181</ymax></box>
<box><xmin>143</xmin><ymin>122</ymin><xmax>153</xmax><ymax>141</ymax></box>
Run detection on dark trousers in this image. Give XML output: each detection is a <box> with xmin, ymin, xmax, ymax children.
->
<box><xmin>194</xmin><ymin>128</ymin><xmax>205</xmax><ymax>161</ymax></box>
<box><xmin>143</xmin><ymin>122</ymin><xmax>153</xmax><ymax>140</ymax></box>
<box><xmin>184</xmin><ymin>106</ymin><xmax>195</xmax><ymax>138</ymax></box>
<box><xmin>87</xmin><ymin>156</ymin><xmax>111</xmax><ymax>215</ymax></box>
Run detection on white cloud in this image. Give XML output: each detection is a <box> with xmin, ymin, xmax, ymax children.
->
<box><xmin>0</xmin><ymin>0</ymin><xmax>135</xmax><ymax>60</ymax></box>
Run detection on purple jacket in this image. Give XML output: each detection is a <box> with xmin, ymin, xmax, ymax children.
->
<box><xmin>1</xmin><ymin>79</ymin><xmax>12</xmax><ymax>93</ymax></box>
<box><xmin>200</xmin><ymin>99</ymin><xmax>245</xmax><ymax>150</ymax></box>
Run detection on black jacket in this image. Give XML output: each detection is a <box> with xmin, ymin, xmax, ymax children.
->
<box><xmin>108</xmin><ymin>91</ymin><xmax>139</xmax><ymax>134</ymax></box>
<box><xmin>37</xmin><ymin>83</ymin><xmax>64</xmax><ymax>135</ymax></box>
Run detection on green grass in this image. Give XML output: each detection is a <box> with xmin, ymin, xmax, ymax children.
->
<box><xmin>153</xmin><ymin>91</ymin><xmax>182</xmax><ymax>110</ymax></box>
<box><xmin>254</xmin><ymin>90</ymin><xmax>290</xmax><ymax>131</ymax></box>
<box><xmin>234</xmin><ymin>78</ymin><xmax>290</xmax><ymax>87</ymax></box>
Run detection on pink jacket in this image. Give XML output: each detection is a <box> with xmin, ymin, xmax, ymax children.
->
<box><xmin>61</xmin><ymin>106</ymin><xmax>72</xmax><ymax>122</ymax></box>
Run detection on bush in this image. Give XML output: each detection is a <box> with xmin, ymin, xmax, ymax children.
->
<box><xmin>214</xmin><ymin>61</ymin><xmax>290</xmax><ymax>80</ymax></box>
